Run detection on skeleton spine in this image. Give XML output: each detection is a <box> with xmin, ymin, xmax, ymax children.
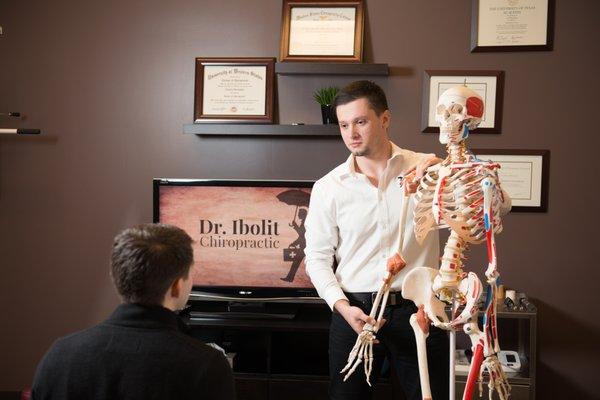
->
<box><xmin>439</xmin><ymin>231</ymin><xmax>466</xmax><ymax>287</ymax></box>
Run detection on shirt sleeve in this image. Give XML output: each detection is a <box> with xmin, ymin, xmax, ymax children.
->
<box><xmin>31</xmin><ymin>341</ymin><xmax>62</xmax><ymax>400</ymax></box>
<box><xmin>200</xmin><ymin>351</ymin><xmax>236</xmax><ymax>400</ymax></box>
<box><xmin>304</xmin><ymin>179</ymin><xmax>347</xmax><ymax>310</ymax></box>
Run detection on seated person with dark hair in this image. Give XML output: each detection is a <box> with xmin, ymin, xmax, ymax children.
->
<box><xmin>32</xmin><ymin>223</ymin><xmax>235</xmax><ymax>400</ymax></box>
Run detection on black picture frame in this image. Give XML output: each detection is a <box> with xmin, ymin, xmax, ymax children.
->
<box><xmin>471</xmin><ymin>149</ymin><xmax>550</xmax><ymax>212</ymax></box>
<box><xmin>470</xmin><ymin>0</ymin><xmax>555</xmax><ymax>52</ymax></box>
<box><xmin>421</xmin><ymin>70</ymin><xmax>505</xmax><ymax>134</ymax></box>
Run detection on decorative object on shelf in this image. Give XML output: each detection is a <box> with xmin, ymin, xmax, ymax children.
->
<box><xmin>0</xmin><ymin>128</ymin><xmax>40</xmax><ymax>135</ymax></box>
<box><xmin>279</xmin><ymin>0</ymin><xmax>364</xmax><ymax>62</ymax></box>
<box><xmin>471</xmin><ymin>149</ymin><xmax>550</xmax><ymax>212</ymax></box>
<box><xmin>421</xmin><ymin>70</ymin><xmax>504</xmax><ymax>134</ymax></box>
<box><xmin>471</xmin><ymin>0</ymin><xmax>555</xmax><ymax>52</ymax></box>
<box><xmin>194</xmin><ymin>57</ymin><xmax>276</xmax><ymax>124</ymax></box>
<box><xmin>0</xmin><ymin>111</ymin><xmax>41</xmax><ymax>134</ymax></box>
<box><xmin>402</xmin><ymin>84</ymin><xmax>513</xmax><ymax>400</ymax></box>
<box><xmin>313</xmin><ymin>86</ymin><xmax>339</xmax><ymax>124</ymax></box>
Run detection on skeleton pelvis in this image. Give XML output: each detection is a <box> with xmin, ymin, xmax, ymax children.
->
<box><xmin>401</xmin><ymin>267</ymin><xmax>449</xmax><ymax>328</ymax></box>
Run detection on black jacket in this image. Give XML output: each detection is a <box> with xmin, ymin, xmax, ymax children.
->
<box><xmin>32</xmin><ymin>303</ymin><xmax>235</xmax><ymax>400</ymax></box>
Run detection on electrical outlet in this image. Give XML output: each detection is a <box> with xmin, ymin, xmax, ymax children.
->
<box><xmin>0</xmin><ymin>26</ymin><xmax>3</xmax><ymax>36</ymax></box>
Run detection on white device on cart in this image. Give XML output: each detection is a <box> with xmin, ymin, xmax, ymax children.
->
<box><xmin>498</xmin><ymin>350</ymin><xmax>522</xmax><ymax>373</ymax></box>
<box><xmin>455</xmin><ymin>349</ymin><xmax>522</xmax><ymax>374</ymax></box>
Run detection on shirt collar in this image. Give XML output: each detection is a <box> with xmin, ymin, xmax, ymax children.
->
<box><xmin>338</xmin><ymin>141</ymin><xmax>405</xmax><ymax>180</ymax></box>
<box><xmin>105</xmin><ymin>303</ymin><xmax>188</xmax><ymax>332</ymax></box>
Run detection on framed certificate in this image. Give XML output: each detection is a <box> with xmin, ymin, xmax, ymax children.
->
<box><xmin>421</xmin><ymin>70</ymin><xmax>504</xmax><ymax>134</ymax></box>
<box><xmin>194</xmin><ymin>57</ymin><xmax>276</xmax><ymax>123</ymax></box>
<box><xmin>279</xmin><ymin>0</ymin><xmax>364</xmax><ymax>62</ymax></box>
<box><xmin>471</xmin><ymin>149</ymin><xmax>550</xmax><ymax>212</ymax></box>
<box><xmin>471</xmin><ymin>0</ymin><xmax>555</xmax><ymax>52</ymax></box>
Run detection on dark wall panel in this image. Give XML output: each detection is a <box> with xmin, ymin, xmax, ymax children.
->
<box><xmin>1</xmin><ymin>0</ymin><xmax>598</xmax><ymax>398</ymax></box>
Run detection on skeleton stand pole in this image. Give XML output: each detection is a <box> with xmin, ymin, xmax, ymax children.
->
<box><xmin>449</xmin><ymin>329</ymin><xmax>456</xmax><ymax>400</ymax></box>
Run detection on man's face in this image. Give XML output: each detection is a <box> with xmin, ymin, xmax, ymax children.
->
<box><xmin>336</xmin><ymin>98</ymin><xmax>390</xmax><ymax>157</ymax></box>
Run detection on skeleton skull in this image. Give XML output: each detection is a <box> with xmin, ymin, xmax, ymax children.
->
<box><xmin>436</xmin><ymin>85</ymin><xmax>484</xmax><ymax>144</ymax></box>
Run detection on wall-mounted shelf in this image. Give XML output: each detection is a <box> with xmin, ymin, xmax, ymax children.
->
<box><xmin>275</xmin><ymin>62</ymin><xmax>389</xmax><ymax>76</ymax></box>
<box><xmin>184</xmin><ymin>123</ymin><xmax>340</xmax><ymax>136</ymax></box>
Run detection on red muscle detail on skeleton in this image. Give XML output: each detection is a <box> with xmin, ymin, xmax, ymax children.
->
<box><xmin>466</xmin><ymin>96</ymin><xmax>484</xmax><ymax>118</ymax></box>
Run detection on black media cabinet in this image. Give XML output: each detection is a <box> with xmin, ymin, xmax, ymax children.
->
<box><xmin>184</xmin><ymin>300</ymin><xmax>536</xmax><ymax>400</ymax></box>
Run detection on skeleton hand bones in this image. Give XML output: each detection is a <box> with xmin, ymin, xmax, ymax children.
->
<box><xmin>403</xmin><ymin>156</ymin><xmax>443</xmax><ymax>194</ymax></box>
<box><xmin>339</xmin><ymin>252</ymin><xmax>406</xmax><ymax>385</ymax></box>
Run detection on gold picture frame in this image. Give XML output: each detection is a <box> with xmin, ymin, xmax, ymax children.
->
<box><xmin>279</xmin><ymin>0</ymin><xmax>364</xmax><ymax>62</ymax></box>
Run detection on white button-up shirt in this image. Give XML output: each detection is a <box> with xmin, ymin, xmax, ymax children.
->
<box><xmin>305</xmin><ymin>143</ymin><xmax>440</xmax><ymax>309</ymax></box>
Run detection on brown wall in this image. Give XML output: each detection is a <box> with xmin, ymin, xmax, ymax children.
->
<box><xmin>1</xmin><ymin>0</ymin><xmax>598</xmax><ymax>397</ymax></box>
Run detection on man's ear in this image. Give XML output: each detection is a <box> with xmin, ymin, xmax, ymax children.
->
<box><xmin>169</xmin><ymin>277</ymin><xmax>183</xmax><ymax>299</ymax></box>
<box><xmin>381</xmin><ymin>109</ymin><xmax>391</xmax><ymax>130</ymax></box>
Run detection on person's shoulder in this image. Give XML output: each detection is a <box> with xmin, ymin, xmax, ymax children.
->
<box><xmin>314</xmin><ymin>161</ymin><xmax>348</xmax><ymax>187</ymax></box>
<box><xmin>171</xmin><ymin>331</ymin><xmax>227</xmax><ymax>359</ymax></box>
<box><xmin>39</xmin><ymin>324</ymin><xmax>104</xmax><ymax>364</ymax></box>
<box><xmin>391</xmin><ymin>143</ymin><xmax>435</xmax><ymax>168</ymax></box>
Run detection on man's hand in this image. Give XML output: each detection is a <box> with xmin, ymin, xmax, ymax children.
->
<box><xmin>404</xmin><ymin>155</ymin><xmax>442</xmax><ymax>194</ymax></box>
<box><xmin>334</xmin><ymin>300</ymin><xmax>386</xmax><ymax>336</ymax></box>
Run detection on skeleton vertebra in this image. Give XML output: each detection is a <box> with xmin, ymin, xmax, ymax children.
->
<box><xmin>402</xmin><ymin>85</ymin><xmax>512</xmax><ymax>399</ymax></box>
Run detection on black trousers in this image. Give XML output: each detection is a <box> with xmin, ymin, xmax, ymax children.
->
<box><xmin>329</xmin><ymin>292</ymin><xmax>449</xmax><ymax>400</ymax></box>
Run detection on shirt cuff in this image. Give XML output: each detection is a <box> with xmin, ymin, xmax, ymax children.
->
<box><xmin>322</xmin><ymin>287</ymin><xmax>349</xmax><ymax>311</ymax></box>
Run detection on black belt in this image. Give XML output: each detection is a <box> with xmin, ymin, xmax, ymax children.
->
<box><xmin>345</xmin><ymin>291</ymin><xmax>410</xmax><ymax>307</ymax></box>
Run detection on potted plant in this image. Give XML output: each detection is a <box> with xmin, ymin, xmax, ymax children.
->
<box><xmin>313</xmin><ymin>86</ymin><xmax>339</xmax><ymax>124</ymax></box>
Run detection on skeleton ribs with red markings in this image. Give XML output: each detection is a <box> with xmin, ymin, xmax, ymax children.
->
<box><xmin>401</xmin><ymin>85</ymin><xmax>512</xmax><ymax>400</ymax></box>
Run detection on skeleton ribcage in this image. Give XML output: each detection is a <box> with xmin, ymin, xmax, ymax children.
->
<box><xmin>413</xmin><ymin>163</ymin><xmax>504</xmax><ymax>245</ymax></box>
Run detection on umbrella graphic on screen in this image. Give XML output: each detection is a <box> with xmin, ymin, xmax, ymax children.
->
<box><xmin>276</xmin><ymin>189</ymin><xmax>310</xmax><ymax>282</ymax></box>
<box><xmin>276</xmin><ymin>189</ymin><xmax>310</xmax><ymax>208</ymax></box>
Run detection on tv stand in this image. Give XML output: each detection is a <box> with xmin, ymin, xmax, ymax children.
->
<box><xmin>185</xmin><ymin>301</ymin><xmax>395</xmax><ymax>399</ymax></box>
<box><xmin>186</xmin><ymin>301</ymin><xmax>302</xmax><ymax>321</ymax></box>
<box><xmin>185</xmin><ymin>300</ymin><xmax>537</xmax><ymax>400</ymax></box>
<box><xmin>189</xmin><ymin>302</ymin><xmax>301</xmax><ymax>320</ymax></box>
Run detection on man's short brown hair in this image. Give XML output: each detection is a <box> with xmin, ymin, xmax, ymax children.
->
<box><xmin>332</xmin><ymin>80</ymin><xmax>389</xmax><ymax>116</ymax></box>
<box><xmin>110</xmin><ymin>223</ymin><xmax>193</xmax><ymax>305</ymax></box>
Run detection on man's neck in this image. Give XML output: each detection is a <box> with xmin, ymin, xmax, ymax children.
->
<box><xmin>161</xmin><ymin>298</ymin><xmax>181</xmax><ymax>312</ymax></box>
<box><xmin>354</xmin><ymin>141</ymin><xmax>392</xmax><ymax>187</ymax></box>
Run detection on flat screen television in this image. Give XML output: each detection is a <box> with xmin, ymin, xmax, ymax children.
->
<box><xmin>153</xmin><ymin>179</ymin><xmax>318</xmax><ymax>302</ymax></box>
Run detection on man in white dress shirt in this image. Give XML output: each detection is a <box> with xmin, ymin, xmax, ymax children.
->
<box><xmin>305</xmin><ymin>81</ymin><xmax>449</xmax><ymax>400</ymax></box>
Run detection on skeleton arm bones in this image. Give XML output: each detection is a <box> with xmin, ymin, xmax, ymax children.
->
<box><xmin>340</xmin><ymin>184</ymin><xmax>413</xmax><ymax>384</ymax></box>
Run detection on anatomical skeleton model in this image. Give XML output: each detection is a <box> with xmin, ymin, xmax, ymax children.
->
<box><xmin>341</xmin><ymin>85</ymin><xmax>511</xmax><ymax>400</ymax></box>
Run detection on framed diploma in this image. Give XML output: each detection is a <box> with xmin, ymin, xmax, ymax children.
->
<box><xmin>279</xmin><ymin>0</ymin><xmax>364</xmax><ymax>62</ymax></box>
<box><xmin>194</xmin><ymin>57</ymin><xmax>275</xmax><ymax>123</ymax></box>
<box><xmin>471</xmin><ymin>0</ymin><xmax>555</xmax><ymax>52</ymax></box>
<box><xmin>471</xmin><ymin>149</ymin><xmax>550</xmax><ymax>212</ymax></box>
<box><xmin>421</xmin><ymin>70</ymin><xmax>504</xmax><ymax>134</ymax></box>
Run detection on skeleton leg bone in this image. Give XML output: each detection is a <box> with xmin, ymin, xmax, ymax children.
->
<box><xmin>402</xmin><ymin>267</ymin><xmax>451</xmax><ymax>399</ymax></box>
<box><xmin>409</xmin><ymin>311</ymin><xmax>432</xmax><ymax>400</ymax></box>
